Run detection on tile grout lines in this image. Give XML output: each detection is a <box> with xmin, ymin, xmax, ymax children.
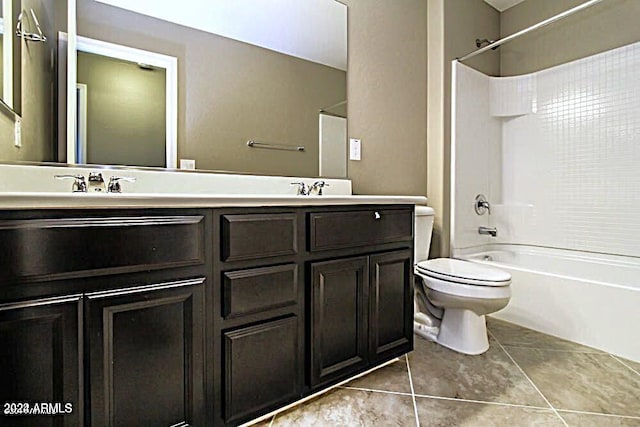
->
<box><xmin>405</xmin><ymin>354</ymin><xmax>421</xmax><ymax>427</ymax></box>
<box><xmin>609</xmin><ymin>354</ymin><xmax>640</xmax><ymax>377</ymax></box>
<box><xmin>488</xmin><ymin>329</ymin><xmax>570</xmax><ymax>427</ymax></box>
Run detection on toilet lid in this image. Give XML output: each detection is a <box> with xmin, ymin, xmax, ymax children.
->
<box><xmin>415</xmin><ymin>258</ymin><xmax>511</xmax><ymax>287</ymax></box>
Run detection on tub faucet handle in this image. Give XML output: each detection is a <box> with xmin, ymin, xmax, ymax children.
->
<box><xmin>475</xmin><ymin>194</ymin><xmax>491</xmax><ymax>215</ymax></box>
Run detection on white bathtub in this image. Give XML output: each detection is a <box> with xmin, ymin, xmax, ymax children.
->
<box><xmin>456</xmin><ymin>244</ymin><xmax>640</xmax><ymax>362</ymax></box>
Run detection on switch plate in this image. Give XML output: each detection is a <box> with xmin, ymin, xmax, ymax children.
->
<box><xmin>180</xmin><ymin>159</ymin><xmax>196</xmax><ymax>170</ymax></box>
<box><xmin>349</xmin><ymin>138</ymin><xmax>361</xmax><ymax>161</ymax></box>
<box><xmin>14</xmin><ymin>118</ymin><xmax>21</xmax><ymax>148</ymax></box>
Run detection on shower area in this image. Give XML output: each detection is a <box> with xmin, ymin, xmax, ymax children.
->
<box><xmin>450</xmin><ymin>0</ymin><xmax>640</xmax><ymax>361</ymax></box>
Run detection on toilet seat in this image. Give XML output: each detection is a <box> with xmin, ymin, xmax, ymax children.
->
<box><xmin>415</xmin><ymin>258</ymin><xmax>511</xmax><ymax>287</ymax></box>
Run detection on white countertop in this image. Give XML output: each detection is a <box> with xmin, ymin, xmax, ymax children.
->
<box><xmin>0</xmin><ymin>192</ymin><xmax>428</xmax><ymax>210</ymax></box>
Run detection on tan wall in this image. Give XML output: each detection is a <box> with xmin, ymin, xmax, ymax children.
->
<box><xmin>341</xmin><ymin>0</ymin><xmax>428</xmax><ymax>196</ymax></box>
<box><xmin>77</xmin><ymin>52</ymin><xmax>166</xmax><ymax>167</ymax></box>
<box><xmin>427</xmin><ymin>0</ymin><xmax>500</xmax><ymax>257</ymax></box>
<box><xmin>501</xmin><ymin>0</ymin><xmax>640</xmax><ymax>76</ymax></box>
<box><xmin>77</xmin><ymin>0</ymin><xmax>345</xmax><ymax>176</ymax></box>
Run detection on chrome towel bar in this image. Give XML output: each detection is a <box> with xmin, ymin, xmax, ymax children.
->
<box><xmin>247</xmin><ymin>140</ymin><xmax>305</xmax><ymax>152</ymax></box>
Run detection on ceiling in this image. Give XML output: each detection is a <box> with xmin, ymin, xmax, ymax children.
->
<box><xmin>95</xmin><ymin>0</ymin><xmax>348</xmax><ymax>71</ymax></box>
<box><xmin>483</xmin><ymin>0</ymin><xmax>526</xmax><ymax>12</ymax></box>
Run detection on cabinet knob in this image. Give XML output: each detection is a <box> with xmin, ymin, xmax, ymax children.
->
<box><xmin>374</xmin><ymin>211</ymin><xmax>381</xmax><ymax>220</ymax></box>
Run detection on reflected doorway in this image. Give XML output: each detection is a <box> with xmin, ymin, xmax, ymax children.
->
<box><xmin>70</xmin><ymin>36</ymin><xmax>177</xmax><ymax>167</ymax></box>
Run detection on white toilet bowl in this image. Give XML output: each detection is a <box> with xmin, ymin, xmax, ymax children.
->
<box><xmin>412</xmin><ymin>206</ymin><xmax>512</xmax><ymax>355</ymax></box>
<box><xmin>414</xmin><ymin>258</ymin><xmax>511</xmax><ymax>355</ymax></box>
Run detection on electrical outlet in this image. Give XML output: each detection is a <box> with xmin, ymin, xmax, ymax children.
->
<box><xmin>180</xmin><ymin>159</ymin><xmax>196</xmax><ymax>170</ymax></box>
<box><xmin>349</xmin><ymin>138</ymin><xmax>361</xmax><ymax>161</ymax></box>
<box><xmin>14</xmin><ymin>118</ymin><xmax>21</xmax><ymax>148</ymax></box>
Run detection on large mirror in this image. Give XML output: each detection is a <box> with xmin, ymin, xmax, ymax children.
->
<box><xmin>64</xmin><ymin>0</ymin><xmax>347</xmax><ymax>177</ymax></box>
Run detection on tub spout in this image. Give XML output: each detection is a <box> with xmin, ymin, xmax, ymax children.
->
<box><xmin>479</xmin><ymin>226</ymin><xmax>497</xmax><ymax>237</ymax></box>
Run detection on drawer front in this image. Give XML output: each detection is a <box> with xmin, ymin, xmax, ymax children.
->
<box><xmin>309</xmin><ymin>208</ymin><xmax>412</xmax><ymax>252</ymax></box>
<box><xmin>223</xmin><ymin>264</ymin><xmax>298</xmax><ymax>318</ymax></box>
<box><xmin>221</xmin><ymin>213</ymin><xmax>297</xmax><ymax>262</ymax></box>
<box><xmin>0</xmin><ymin>216</ymin><xmax>205</xmax><ymax>282</ymax></box>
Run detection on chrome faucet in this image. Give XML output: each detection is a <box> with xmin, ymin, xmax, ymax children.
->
<box><xmin>88</xmin><ymin>172</ymin><xmax>106</xmax><ymax>192</ymax></box>
<box><xmin>107</xmin><ymin>176</ymin><xmax>136</xmax><ymax>193</ymax></box>
<box><xmin>478</xmin><ymin>226</ymin><xmax>497</xmax><ymax>237</ymax></box>
<box><xmin>309</xmin><ymin>180</ymin><xmax>330</xmax><ymax>195</ymax></box>
<box><xmin>290</xmin><ymin>182</ymin><xmax>308</xmax><ymax>196</ymax></box>
<box><xmin>54</xmin><ymin>174</ymin><xmax>87</xmax><ymax>192</ymax></box>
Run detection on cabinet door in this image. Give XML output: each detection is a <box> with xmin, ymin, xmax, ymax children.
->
<box><xmin>369</xmin><ymin>250</ymin><xmax>413</xmax><ymax>361</ymax></box>
<box><xmin>85</xmin><ymin>278</ymin><xmax>205</xmax><ymax>427</ymax></box>
<box><xmin>0</xmin><ymin>296</ymin><xmax>81</xmax><ymax>427</ymax></box>
<box><xmin>223</xmin><ymin>316</ymin><xmax>300</xmax><ymax>424</ymax></box>
<box><xmin>310</xmin><ymin>257</ymin><xmax>368</xmax><ymax>387</ymax></box>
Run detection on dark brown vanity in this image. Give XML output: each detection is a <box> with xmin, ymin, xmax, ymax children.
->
<box><xmin>0</xmin><ymin>204</ymin><xmax>414</xmax><ymax>426</ymax></box>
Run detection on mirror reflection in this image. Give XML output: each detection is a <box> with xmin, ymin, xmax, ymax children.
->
<box><xmin>0</xmin><ymin>0</ymin><xmax>67</xmax><ymax>163</ymax></box>
<box><xmin>0</xmin><ymin>0</ymin><xmax>21</xmax><ymax>116</ymax></box>
<box><xmin>69</xmin><ymin>0</ymin><xmax>347</xmax><ymax>177</ymax></box>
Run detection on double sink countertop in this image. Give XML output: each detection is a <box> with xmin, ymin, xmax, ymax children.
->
<box><xmin>0</xmin><ymin>192</ymin><xmax>428</xmax><ymax>209</ymax></box>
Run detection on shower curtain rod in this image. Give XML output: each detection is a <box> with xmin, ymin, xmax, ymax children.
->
<box><xmin>457</xmin><ymin>0</ymin><xmax>605</xmax><ymax>62</ymax></box>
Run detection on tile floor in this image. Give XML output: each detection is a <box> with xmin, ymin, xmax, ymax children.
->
<box><xmin>252</xmin><ymin>318</ymin><xmax>640</xmax><ymax>426</ymax></box>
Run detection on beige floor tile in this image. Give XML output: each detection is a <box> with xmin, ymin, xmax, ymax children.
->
<box><xmin>506</xmin><ymin>347</ymin><xmax>640</xmax><ymax>417</ymax></box>
<box><xmin>415</xmin><ymin>396</ymin><xmax>564</xmax><ymax>427</ymax></box>
<box><xmin>613</xmin><ymin>356</ymin><xmax>640</xmax><ymax>376</ymax></box>
<box><xmin>487</xmin><ymin>318</ymin><xmax>603</xmax><ymax>353</ymax></box>
<box><xmin>560</xmin><ymin>411</ymin><xmax>640</xmax><ymax>426</ymax></box>
<box><xmin>272</xmin><ymin>388</ymin><xmax>416</xmax><ymax>426</ymax></box>
<box><xmin>345</xmin><ymin>356</ymin><xmax>412</xmax><ymax>393</ymax></box>
<box><xmin>408</xmin><ymin>336</ymin><xmax>548</xmax><ymax>407</ymax></box>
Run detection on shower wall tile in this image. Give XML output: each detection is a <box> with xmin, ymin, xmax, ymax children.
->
<box><xmin>489</xmin><ymin>73</ymin><xmax>536</xmax><ymax>117</ymax></box>
<box><xmin>452</xmin><ymin>63</ymin><xmax>502</xmax><ymax>250</ymax></box>
<box><xmin>454</xmin><ymin>41</ymin><xmax>640</xmax><ymax>258</ymax></box>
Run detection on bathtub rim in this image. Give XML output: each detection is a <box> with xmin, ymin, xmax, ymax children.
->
<box><xmin>454</xmin><ymin>243</ymin><xmax>639</xmax><ymax>292</ymax></box>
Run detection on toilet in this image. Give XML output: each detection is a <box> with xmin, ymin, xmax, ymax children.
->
<box><xmin>413</xmin><ymin>206</ymin><xmax>511</xmax><ymax>355</ymax></box>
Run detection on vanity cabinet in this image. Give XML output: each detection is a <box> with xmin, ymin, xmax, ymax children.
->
<box><xmin>216</xmin><ymin>210</ymin><xmax>304</xmax><ymax>425</ymax></box>
<box><xmin>309</xmin><ymin>208</ymin><xmax>413</xmax><ymax>389</ymax></box>
<box><xmin>309</xmin><ymin>251</ymin><xmax>413</xmax><ymax>388</ymax></box>
<box><xmin>0</xmin><ymin>204</ymin><xmax>414</xmax><ymax>427</ymax></box>
<box><xmin>0</xmin><ymin>296</ymin><xmax>82</xmax><ymax>427</ymax></box>
<box><xmin>85</xmin><ymin>278</ymin><xmax>205</xmax><ymax>427</ymax></box>
<box><xmin>0</xmin><ymin>209</ymin><xmax>210</xmax><ymax>427</ymax></box>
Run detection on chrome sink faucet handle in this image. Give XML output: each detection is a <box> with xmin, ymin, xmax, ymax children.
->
<box><xmin>475</xmin><ymin>194</ymin><xmax>491</xmax><ymax>215</ymax></box>
<box><xmin>107</xmin><ymin>176</ymin><xmax>136</xmax><ymax>193</ymax></box>
<box><xmin>54</xmin><ymin>174</ymin><xmax>87</xmax><ymax>193</ymax></box>
<box><xmin>290</xmin><ymin>182</ymin><xmax>308</xmax><ymax>196</ymax></box>
<box><xmin>88</xmin><ymin>172</ymin><xmax>106</xmax><ymax>192</ymax></box>
<box><xmin>310</xmin><ymin>180</ymin><xmax>330</xmax><ymax>196</ymax></box>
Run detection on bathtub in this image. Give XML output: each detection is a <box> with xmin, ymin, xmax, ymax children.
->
<box><xmin>456</xmin><ymin>244</ymin><xmax>640</xmax><ymax>362</ymax></box>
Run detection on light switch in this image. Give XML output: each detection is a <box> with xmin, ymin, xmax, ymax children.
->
<box><xmin>349</xmin><ymin>138</ymin><xmax>361</xmax><ymax>161</ymax></box>
<box><xmin>14</xmin><ymin>118</ymin><xmax>21</xmax><ymax>148</ymax></box>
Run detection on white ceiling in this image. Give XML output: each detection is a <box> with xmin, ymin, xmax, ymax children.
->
<box><xmin>95</xmin><ymin>0</ymin><xmax>348</xmax><ymax>71</ymax></box>
<box><xmin>483</xmin><ymin>0</ymin><xmax>526</xmax><ymax>12</ymax></box>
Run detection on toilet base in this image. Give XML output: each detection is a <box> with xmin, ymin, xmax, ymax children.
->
<box><xmin>436</xmin><ymin>308</ymin><xmax>489</xmax><ymax>355</ymax></box>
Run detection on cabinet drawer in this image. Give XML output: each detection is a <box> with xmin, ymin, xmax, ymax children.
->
<box><xmin>309</xmin><ymin>208</ymin><xmax>412</xmax><ymax>252</ymax></box>
<box><xmin>221</xmin><ymin>213</ymin><xmax>297</xmax><ymax>262</ymax></box>
<box><xmin>223</xmin><ymin>264</ymin><xmax>298</xmax><ymax>318</ymax></box>
<box><xmin>0</xmin><ymin>216</ymin><xmax>205</xmax><ymax>282</ymax></box>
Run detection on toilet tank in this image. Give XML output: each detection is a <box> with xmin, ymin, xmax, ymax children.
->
<box><xmin>414</xmin><ymin>206</ymin><xmax>435</xmax><ymax>262</ymax></box>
